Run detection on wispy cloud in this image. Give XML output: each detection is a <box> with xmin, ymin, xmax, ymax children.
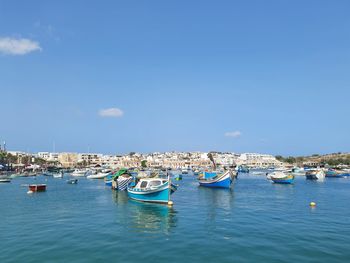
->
<box><xmin>225</xmin><ymin>131</ymin><xmax>242</xmax><ymax>138</ymax></box>
<box><xmin>99</xmin><ymin>108</ymin><xmax>124</xmax><ymax>118</ymax></box>
<box><xmin>0</xmin><ymin>37</ymin><xmax>42</xmax><ymax>55</ymax></box>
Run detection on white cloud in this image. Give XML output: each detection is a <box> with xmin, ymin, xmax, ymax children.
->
<box><xmin>0</xmin><ymin>37</ymin><xmax>42</xmax><ymax>55</ymax></box>
<box><xmin>99</xmin><ymin>108</ymin><xmax>124</xmax><ymax>118</ymax></box>
<box><xmin>225</xmin><ymin>131</ymin><xmax>242</xmax><ymax>138</ymax></box>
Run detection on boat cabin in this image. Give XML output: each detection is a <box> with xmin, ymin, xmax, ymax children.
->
<box><xmin>135</xmin><ymin>179</ymin><xmax>167</xmax><ymax>189</ymax></box>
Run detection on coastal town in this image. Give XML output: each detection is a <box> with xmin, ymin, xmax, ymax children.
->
<box><xmin>1</xmin><ymin>139</ymin><xmax>350</xmax><ymax>172</ymax></box>
<box><xmin>1</xmin><ymin>148</ymin><xmax>282</xmax><ymax>170</ymax></box>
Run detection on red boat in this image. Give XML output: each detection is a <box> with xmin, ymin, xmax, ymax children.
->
<box><xmin>29</xmin><ymin>184</ymin><xmax>47</xmax><ymax>192</ymax></box>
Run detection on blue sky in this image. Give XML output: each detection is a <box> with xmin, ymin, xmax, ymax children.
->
<box><xmin>0</xmin><ymin>0</ymin><xmax>349</xmax><ymax>156</ymax></box>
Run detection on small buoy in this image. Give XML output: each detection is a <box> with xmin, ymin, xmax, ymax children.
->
<box><xmin>310</xmin><ymin>202</ymin><xmax>316</xmax><ymax>207</ymax></box>
<box><xmin>27</xmin><ymin>190</ymin><xmax>33</xmax><ymax>194</ymax></box>
<box><xmin>168</xmin><ymin>201</ymin><xmax>173</xmax><ymax>206</ymax></box>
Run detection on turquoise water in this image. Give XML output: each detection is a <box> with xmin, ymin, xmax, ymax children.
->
<box><xmin>1</xmin><ymin>174</ymin><xmax>350</xmax><ymax>262</ymax></box>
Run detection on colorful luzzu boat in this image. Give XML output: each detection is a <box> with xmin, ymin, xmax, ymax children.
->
<box><xmin>198</xmin><ymin>170</ymin><xmax>235</xmax><ymax>188</ymax></box>
<box><xmin>127</xmin><ymin>178</ymin><xmax>177</xmax><ymax>204</ymax></box>
<box><xmin>326</xmin><ymin>169</ymin><xmax>345</xmax><ymax>178</ymax></box>
<box><xmin>104</xmin><ymin>173</ymin><xmax>115</xmax><ymax>186</ymax></box>
<box><xmin>270</xmin><ymin>172</ymin><xmax>294</xmax><ymax>184</ymax></box>
<box><xmin>325</xmin><ymin>169</ymin><xmax>349</xmax><ymax>178</ymax></box>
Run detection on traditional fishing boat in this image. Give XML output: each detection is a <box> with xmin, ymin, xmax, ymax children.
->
<box><xmin>198</xmin><ymin>170</ymin><xmax>234</xmax><ymax>188</ymax></box>
<box><xmin>197</xmin><ymin>152</ymin><xmax>236</xmax><ymax>188</ymax></box>
<box><xmin>270</xmin><ymin>172</ymin><xmax>294</xmax><ymax>184</ymax></box>
<box><xmin>105</xmin><ymin>169</ymin><xmax>128</xmax><ymax>187</ymax></box>
<box><xmin>115</xmin><ymin>175</ymin><xmax>133</xmax><ymax>191</ymax></box>
<box><xmin>325</xmin><ymin>169</ymin><xmax>346</xmax><ymax>178</ymax></box>
<box><xmin>110</xmin><ymin>169</ymin><xmax>133</xmax><ymax>190</ymax></box>
<box><xmin>28</xmin><ymin>184</ymin><xmax>47</xmax><ymax>192</ymax></box>
<box><xmin>305</xmin><ymin>169</ymin><xmax>325</xmax><ymax>180</ymax></box>
<box><xmin>127</xmin><ymin>177</ymin><xmax>177</xmax><ymax>204</ymax></box>
<box><xmin>104</xmin><ymin>174</ymin><xmax>114</xmax><ymax>186</ymax></box>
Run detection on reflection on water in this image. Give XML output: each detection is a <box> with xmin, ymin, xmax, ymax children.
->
<box><xmin>112</xmin><ymin>191</ymin><xmax>177</xmax><ymax>234</ymax></box>
<box><xmin>198</xmin><ymin>186</ymin><xmax>234</xmax><ymax>211</ymax></box>
<box><xmin>197</xmin><ymin>186</ymin><xmax>235</xmax><ymax>229</ymax></box>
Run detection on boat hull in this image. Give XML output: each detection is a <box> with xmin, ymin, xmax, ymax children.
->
<box><xmin>306</xmin><ymin>174</ymin><xmax>318</xmax><ymax>180</ymax></box>
<box><xmin>271</xmin><ymin>178</ymin><xmax>294</xmax><ymax>184</ymax></box>
<box><xmin>0</xmin><ymin>178</ymin><xmax>11</xmax><ymax>183</ymax></box>
<box><xmin>105</xmin><ymin>180</ymin><xmax>113</xmax><ymax>186</ymax></box>
<box><xmin>306</xmin><ymin>170</ymin><xmax>325</xmax><ymax>180</ymax></box>
<box><xmin>127</xmin><ymin>182</ymin><xmax>175</xmax><ymax>203</ymax></box>
<box><xmin>87</xmin><ymin>173</ymin><xmax>109</xmax><ymax>179</ymax></box>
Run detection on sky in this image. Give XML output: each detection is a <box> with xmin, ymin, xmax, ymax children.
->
<box><xmin>0</xmin><ymin>0</ymin><xmax>349</xmax><ymax>156</ymax></box>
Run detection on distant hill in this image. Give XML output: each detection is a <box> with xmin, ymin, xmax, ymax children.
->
<box><xmin>276</xmin><ymin>152</ymin><xmax>350</xmax><ymax>166</ymax></box>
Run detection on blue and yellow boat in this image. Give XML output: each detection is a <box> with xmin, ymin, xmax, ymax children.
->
<box><xmin>270</xmin><ymin>172</ymin><xmax>294</xmax><ymax>184</ymax></box>
<box><xmin>127</xmin><ymin>178</ymin><xmax>177</xmax><ymax>204</ymax></box>
<box><xmin>198</xmin><ymin>170</ymin><xmax>235</xmax><ymax>188</ymax></box>
<box><xmin>325</xmin><ymin>169</ymin><xmax>348</xmax><ymax>178</ymax></box>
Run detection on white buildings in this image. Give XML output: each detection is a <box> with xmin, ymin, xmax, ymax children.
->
<box><xmin>37</xmin><ymin>152</ymin><xmax>59</xmax><ymax>162</ymax></box>
<box><xmin>7</xmin><ymin>149</ymin><xmax>283</xmax><ymax>168</ymax></box>
<box><xmin>38</xmin><ymin>152</ymin><xmax>50</xmax><ymax>159</ymax></box>
<box><xmin>237</xmin><ymin>153</ymin><xmax>282</xmax><ymax>167</ymax></box>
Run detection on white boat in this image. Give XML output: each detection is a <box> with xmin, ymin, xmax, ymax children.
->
<box><xmin>87</xmin><ymin>172</ymin><xmax>110</xmax><ymax>179</ymax></box>
<box><xmin>71</xmin><ymin>169</ymin><xmax>89</xmax><ymax>177</ymax></box>
<box><xmin>306</xmin><ymin>169</ymin><xmax>325</xmax><ymax>181</ymax></box>
<box><xmin>53</xmin><ymin>172</ymin><xmax>63</xmax><ymax>178</ymax></box>
<box><xmin>0</xmin><ymin>176</ymin><xmax>11</xmax><ymax>183</ymax></box>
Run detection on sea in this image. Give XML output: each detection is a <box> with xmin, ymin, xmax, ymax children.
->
<box><xmin>1</xmin><ymin>172</ymin><xmax>350</xmax><ymax>263</ymax></box>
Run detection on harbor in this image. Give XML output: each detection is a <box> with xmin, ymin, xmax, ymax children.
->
<box><xmin>1</xmin><ymin>168</ymin><xmax>350</xmax><ymax>262</ymax></box>
<box><xmin>2</xmin><ymin>0</ymin><xmax>350</xmax><ymax>262</ymax></box>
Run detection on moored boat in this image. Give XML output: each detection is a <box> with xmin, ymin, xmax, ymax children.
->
<box><xmin>109</xmin><ymin>169</ymin><xmax>133</xmax><ymax>190</ymax></box>
<box><xmin>198</xmin><ymin>170</ymin><xmax>235</xmax><ymax>188</ymax></box>
<box><xmin>305</xmin><ymin>169</ymin><xmax>325</xmax><ymax>180</ymax></box>
<box><xmin>28</xmin><ymin>184</ymin><xmax>47</xmax><ymax>192</ymax></box>
<box><xmin>0</xmin><ymin>178</ymin><xmax>11</xmax><ymax>183</ymax></box>
<box><xmin>325</xmin><ymin>169</ymin><xmax>346</xmax><ymax>178</ymax></box>
<box><xmin>87</xmin><ymin>171</ymin><xmax>110</xmax><ymax>179</ymax></box>
<box><xmin>127</xmin><ymin>177</ymin><xmax>177</xmax><ymax>204</ymax></box>
<box><xmin>270</xmin><ymin>172</ymin><xmax>294</xmax><ymax>184</ymax></box>
<box><xmin>71</xmin><ymin>169</ymin><xmax>89</xmax><ymax>177</ymax></box>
